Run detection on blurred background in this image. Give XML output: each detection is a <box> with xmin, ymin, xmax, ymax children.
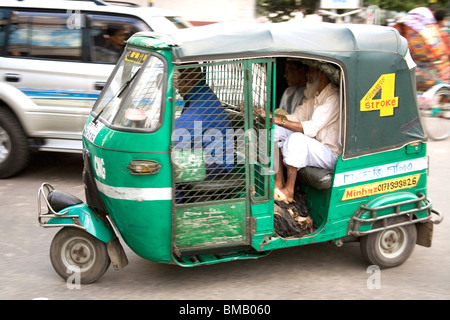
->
<box><xmin>117</xmin><ymin>0</ymin><xmax>449</xmax><ymax>26</ymax></box>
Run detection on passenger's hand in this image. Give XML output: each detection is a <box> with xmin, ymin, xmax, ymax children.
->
<box><xmin>253</xmin><ymin>105</ymin><xmax>270</xmax><ymax>118</ymax></box>
<box><xmin>253</xmin><ymin>105</ymin><xmax>272</xmax><ymax>125</ymax></box>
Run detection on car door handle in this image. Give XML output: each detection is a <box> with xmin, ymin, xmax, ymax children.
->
<box><xmin>5</xmin><ymin>73</ymin><xmax>21</xmax><ymax>82</ymax></box>
<box><xmin>94</xmin><ymin>81</ymin><xmax>105</xmax><ymax>91</ymax></box>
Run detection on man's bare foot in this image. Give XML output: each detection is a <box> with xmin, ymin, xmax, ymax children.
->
<box><xmin>274</xmin><ymin>188</ymin><xmax>286</xmax><ymax>202</ymax></box>
<box><xmin>274</xmin><ymin>188</ymin><xmax>294</xmax><ymax>204</ymax></box>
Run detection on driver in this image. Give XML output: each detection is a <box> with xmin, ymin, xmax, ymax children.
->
<box><xmin>173</xmin><ymin>66</ymin><xmax>234</xmax><ymax>176</ymax></box>
<box><xmin>265</xmin><ymin>62</ymin><xmax>341</xmax><ymax>203</ymax></box>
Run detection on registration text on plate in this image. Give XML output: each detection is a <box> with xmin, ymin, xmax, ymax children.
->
<box><xmin>84</xmin><ymin>121</ymin><xmax>104</xmax><ymax>143</ymax></box>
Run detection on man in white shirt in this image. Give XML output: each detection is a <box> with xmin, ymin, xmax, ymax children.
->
<box><xmin>267</xmin><ymin>62</ymin><xmax>341</xmax><ymax>203</ymax></box>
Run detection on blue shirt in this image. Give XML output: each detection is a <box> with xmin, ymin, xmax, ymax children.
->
<box><xmin>174</xmin><ymin>81</ymin><xmax>234</xmax><ymax>175</ymax></box>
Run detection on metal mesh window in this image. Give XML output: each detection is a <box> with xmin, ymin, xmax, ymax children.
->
<box><xmin>171</xmin><ymin>59</ymin><xmax>273</xmax><ymax>205</ymax></box>
<box><xmin>250</xmin><ymin>62</ymin><xmax>272</xmax><ymax>200</ymax></box>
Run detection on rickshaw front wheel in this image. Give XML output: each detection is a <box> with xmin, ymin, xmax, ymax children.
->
<box><xmin>50</xmin><ymin>227</ymin><xmax>111</xmax><ymax>284</ymax></box>
<box><xmin>360</xmin><ymin>216</ymin><xmax>417</xmax><ymax>269</ymax></box>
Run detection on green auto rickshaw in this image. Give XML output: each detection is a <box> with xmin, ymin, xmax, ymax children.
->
<box><xmin>38</xmin><ymin>22</ymin><xmax>442</xmax><ymax>284</ymax></box>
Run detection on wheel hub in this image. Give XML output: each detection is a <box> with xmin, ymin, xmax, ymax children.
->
<box><xmin>379</xmin><ymin>228</ymin><xmax>406</xmax><ymax>258</ymax></box>
<box><xmin>0</xmin><ymin>127</ymin><xmax>11</xmax><ymax>163</ymax></box>
<box><xmin>70</xmin><ymin>243</ymin><xmax>91</xmax><ymax>264</ymax></box>
<box><xmin>62</xmin><ymin>236</ymin><xmax>96</xmax><ymax>272</ymax></box>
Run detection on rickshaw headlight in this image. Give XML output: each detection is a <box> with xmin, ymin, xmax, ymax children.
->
<box><xmin>127</xmin><ymin>159</ymin><xmax>162</xmax><ymax>175</ymax></box>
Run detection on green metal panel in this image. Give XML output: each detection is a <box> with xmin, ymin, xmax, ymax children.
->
<box><xmin>327</xmin><ymin>143</ymin><xmax>428</xmax><ymax>239</ymax></box>
<box><xmin>345</xmin><ymin>51</ymin><xmax>424</xmax><ymax>158</ymax></box>
<box><xmin>82</xmin><ymin>133</ymin><xmax>174</xmax><ymax>263</ymax></box>
<box><xmin>80</xmin><ymin>47</ymin><xmax>176</xmax><ymax>263</ymax></box>
<box><xmin>259</xmin><ymin>143</ymin><xmax>429</xmax><ymax>251</ymax></box>
<box><xmin>174</xmin><ymin>201</ymin><xmax>247</xmax><ymax>251</ymax></box>
<box><xmin>46</xmin><ymin>203</ymin><xmax>116</xmax><ymax>244</ymax></box>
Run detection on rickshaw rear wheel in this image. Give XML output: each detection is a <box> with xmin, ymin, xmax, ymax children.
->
<box><xmin>50</xmin><ymin>227</ymin><xmax>111</xmax><ymax>284</ymax></box>
<box><xmin>360</xmin><ymin>216</ymin><xmax>417</xmax><ymax>269</ymax></box>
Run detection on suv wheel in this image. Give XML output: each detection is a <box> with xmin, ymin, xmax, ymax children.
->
<box><xmin>0</xmin><ymin>107</ymin><xmax>30</xmax><ymax>178</ymax></box>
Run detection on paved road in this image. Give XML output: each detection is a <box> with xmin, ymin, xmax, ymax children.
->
<box><xmin>1</xmin><ymin>140</ymin><xmax>449</xmax><ymax>300</ymax></box>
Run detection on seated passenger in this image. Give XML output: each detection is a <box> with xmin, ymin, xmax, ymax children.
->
<box><xmin>261</xmin><ymin>62</ymin><xmax>341</xmax><ymax>203</ymax></box>
<box><xmin>173</xmin><ymin>66</ymin><xmax>234</xmax><ymax>177</ymax></box>
<box><xmin>275</xmin><ymin>59</ymin><xmax>308</xmax><ymax>115</ymax></box>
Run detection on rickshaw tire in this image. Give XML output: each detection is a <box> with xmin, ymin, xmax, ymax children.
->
<box><xmin>0</xmin><ymin>107</ymin><xmax>30</xmax><ymax>179</ymax></box>
<box><xmin>50</xmin><ymin>227</ymin><xmax>111</xmax><ymax>284</ymax></box>
<box><xmin>360</xmin><ymin>216</ymin><xmax>417</xmax><ymax>269</ymax></box>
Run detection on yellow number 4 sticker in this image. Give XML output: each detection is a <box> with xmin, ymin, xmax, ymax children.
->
<box><xmin>360</xmin><ymin>73</ymin><xmax>399</xmax><ymax>117</ymax></box>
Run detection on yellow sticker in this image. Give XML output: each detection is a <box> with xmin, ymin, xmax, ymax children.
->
<box><xmin>341</xmin><ymin>174</ymin><xmax>420</xmax><ymax>201</ymax></box>
<box><xmin>360</xmin><ymin>73</ymin><xmax>399</xmax><ymax>117</ymax></box>
<box><xmin>125</xmin><ymin>51</ymin><xmax>148</xmax><ymax>65</ymax></box>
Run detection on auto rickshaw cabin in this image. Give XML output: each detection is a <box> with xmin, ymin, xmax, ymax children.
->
<box><xmin>116</xmin><ymin>22</ymin><xmax>429</xmax><ymax>260</ymax></box>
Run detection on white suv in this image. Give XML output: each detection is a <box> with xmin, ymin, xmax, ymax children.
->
<box><xmin>0</xmin><ymin>0</ymin><xmax>191</xmax><ymax>178</ymax></box>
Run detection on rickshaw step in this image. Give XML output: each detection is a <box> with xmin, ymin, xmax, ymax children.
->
<box><xmin>173</xmin><ymin>247</ymin><xmax>270</xmax><ymax>266</ymax></box>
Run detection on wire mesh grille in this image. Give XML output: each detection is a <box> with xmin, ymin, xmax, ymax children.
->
<box><xmin>172</xmin><ymin>60</ymin><xmax>273</xmax><ymax>205</ymax></box>
<box><xmin>251</xmin><ymin>62</ymin><xmax>272</xmax><ymax>200</ymax></box>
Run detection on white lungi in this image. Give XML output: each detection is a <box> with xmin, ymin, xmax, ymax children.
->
<box><xmin>275</xmin><ymin>126</ymin><xmax>336</xmax><ymax>170</ymax></box>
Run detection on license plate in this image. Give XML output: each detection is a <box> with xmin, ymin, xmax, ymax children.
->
<box><xmin>83</xmin><ymin>121</ymin><xmax>104</xmax><ymax>144</ymax></box>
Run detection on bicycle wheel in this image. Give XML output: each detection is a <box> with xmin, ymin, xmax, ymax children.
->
<box><xmin>420</xmin><ymin>86</ymin><xmax>450</xmax><ymax>141</ymax></box>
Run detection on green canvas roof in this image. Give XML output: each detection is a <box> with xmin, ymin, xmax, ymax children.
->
<box><xmin>164</xmin><ymin>21</ymin><xmax>409</xmax><ymax>62</ymax></box>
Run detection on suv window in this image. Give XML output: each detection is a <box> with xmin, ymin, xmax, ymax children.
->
<box><xmin>88</xmin><ymin>14</ymin><xmax>150</xmax><ymax>63</ymax></box>
<box><xmin>0</xmin><ymin>10</ymin><xmax>8</xmax><ymax>54</ymax></box>
<box><xmin>7</xmin><ymin>11</ymin><xmax>82</xmax><ymax>60</ymax></box>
